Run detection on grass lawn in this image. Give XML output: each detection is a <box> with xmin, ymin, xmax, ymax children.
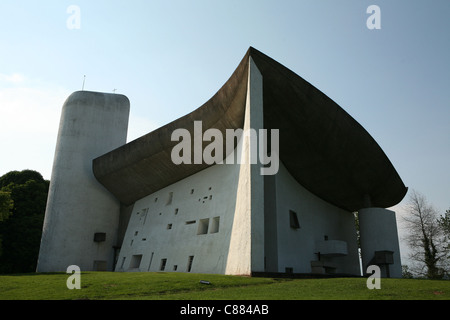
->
<box><xmin>0</xmin><ymin>272</ymin><xmax>449</xmax><ymax>300</ymax></box>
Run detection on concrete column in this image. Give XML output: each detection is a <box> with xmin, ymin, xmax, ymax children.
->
<box><xmin>37</xmin><ymin>91</ymin><xmax>130</xmax><ymax>272</ymax></box>
<box><xmin>359</xmin><ymin>207</ymin><xmax>402</xmax><ymax>278</ymax></box>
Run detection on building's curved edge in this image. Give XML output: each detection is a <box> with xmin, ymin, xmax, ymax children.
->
<box><xmin>248</xmin><ymin>47</ymin><xmax>407</xmax><ymax>211</ymax></box>
<box><xmin>93</xmin><ymin>49</ymin><xmax>251</xmax><ymax>205</ymax></box>
<box><xmin>93</xmin><ymin>47</ymin><xmax>407</xmax><ymax>211</ymax></box>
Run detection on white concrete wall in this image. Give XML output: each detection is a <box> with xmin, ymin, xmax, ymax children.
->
<box><xmin>116</xmin><ymin>58</ymin><xmax>266</xmax><ymax>276</ymax></box>
<box><xmin>115</xmin><ymin>154</ymin><xmax>241</xmax><ymax>274</ymax></box>
<box><xmin>37</xmin><ymin>91</ymin><xmax>129</xmax><ymax>272</ymax></box>
<box><xmin>271</xmin><ymin>162</ymin><xmax>361</xmax><ymax>275</ymax></box>
<box><xmin>359</xmin><ymin>207</ymin><xmax>402</xmax><ymax>278</ymax></box>
<box><xmin>115</xmin><ymin>57</ymin><xmax>362</xmax><ymax>277</ymax></box>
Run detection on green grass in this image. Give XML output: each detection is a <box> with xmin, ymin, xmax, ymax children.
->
<box><xmin>0</xmin><ymin>272</ymin><xmax>449</xmax><ymax>300</ymax></box>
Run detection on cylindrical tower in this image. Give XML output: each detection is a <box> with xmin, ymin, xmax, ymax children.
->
<box><xmin>37</xmin><ymin>91</ymin><xmax>130</xmax><ymax>272</ymax></box>
<box><xmin>359</xmin><ymin>207</ymin><xmax>402</xmax><ymax>278</ymax></box>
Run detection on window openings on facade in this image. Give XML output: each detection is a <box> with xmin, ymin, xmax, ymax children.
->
<box><xmin>289</xmin><ymin>210</ymin><xmax>300</xmax><ymax>229</ymax></box>
<box><xmin>130</xmin><ymin>254</ymin><xmax>142</xmax><ymax>269</ymax></box>
<box><xmin>187</xmin><ymin>256</ymin><xmax>194</xmax><ymax>272</ymax></box>
<box><xmin>93</xmin><ymin>232</ymin><xmax>106</xmax><ymax>242</ymax></box>
<box><xmin>160</xmin><ymin>258</ymin><xmax>167</xmax><ymax>271</ymax></box>
<box><xmin>197</xmin><ymin>218</ymin><xmax>209</xmax><ymax>235</ymax></box>
<box><xmin>166</xmin><ymin>192</ymin><xmax>173</xmax><ymax>205</ymax></box>
<box><xmin>194</xmin><ymin>217</ymin><xmax>220</xmax><ymax>234</ymax></box>
<box><xmin>210</xmin><ymin>216</ymin><xmax>220</xmax><ymax>233</ymax></box>
<box><xmin>140</xmin><ymin>208</ymin><xmax>149</xmax><ymax>224</ymax></box>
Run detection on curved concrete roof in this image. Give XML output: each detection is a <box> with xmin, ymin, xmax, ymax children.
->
<box><xmin>93</xmin><ymin>47</ymin><xmax>407</xmax><ymax>211</ymax></box>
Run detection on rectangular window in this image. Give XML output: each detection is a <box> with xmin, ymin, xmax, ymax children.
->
<box><xmin>147</xmin><ymin>252</ymin><xmax>154</xmax><ymax>271</ymax></box>
<box><xmin>93</xmin><ymin>232</ymin><xmax>106</xmax><ymax>242</ymax></box>
<box><xmin>197</xmin><ymin>218</ymin><xmax>209</xmax><ymax>235</ymax></box>
<box><xmin>160</xmin><ymin>258</ymin><xmax>167</xmax><ymax>271</ymax></box>
<box><xmin>130</xmin><ymin>254</ymin><xmax>143</xmax><ymax>269</ymax></box>
<box><xmin>166</xmin><ymin>192</ymin><xmax>173</xmax><ymax>206</ymax></box>
<box><xmin>167</xmin><ymin>223</ymin><xmax>173</xmax><ymax>230</ymax></box>
<box><xmin>210</xmin><ymin>216</ymin><xmax>220</xmax><ymax>233</ymax></box>
<box><xmin>187</xmin><ymin>256</ymin><xmax>194</xmax><ymax>272</ymax></box>
<box><xmin>289</xmin><ymin>210</ymin><xmax>300</xmax><ymax>229</ymax></box>
<box><xmin>185</xmin><ymin>220</ymin><xmax>196</xmax><ymax>225</ymax></box>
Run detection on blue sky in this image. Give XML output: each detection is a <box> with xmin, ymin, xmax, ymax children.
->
<box><xmin>0</xmin><ymin>1</ymin><xmax>449</xmax><ymax>259</ymax></box>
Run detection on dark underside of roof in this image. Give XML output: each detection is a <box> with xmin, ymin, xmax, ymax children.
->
<box><xmin>93</xmin><ymin>47</ymin><xmax>407</xmax><ymax>212</ymax></box>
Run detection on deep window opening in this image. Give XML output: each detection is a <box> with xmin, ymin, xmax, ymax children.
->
<box><xmin>166</xmin><ymin>192</ymin><xmax>173</xmax><ymax>206</ymax></box>
<box><xmin>289</xmin><ymin>210</ymin><xmax>300</xmax><ymax>229</ymax></box>
<box><xmin>210</xmin><ymin>216</ymin><xmax>220</xmax><ymax>233</ymax></box>
<box><xmin>197</xmin><ymin>218</ymin><xmax>209</xmax><ymax>235</ymax></box>
<box><xmin>160</xmin><ymin>258</ymin><xmax>167</xmax><ymax>271</ymax></box>
<box><xmin>187</xmin><ymin>256</ymin><xmax>194</xmax><ymax>272</ymax></box>
<box><xmin>130</xmin><ymin>254</ymin><xmax>143</xmax><ymax>269</ymax></box>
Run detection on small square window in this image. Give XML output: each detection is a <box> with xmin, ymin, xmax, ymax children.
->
<box><xmin>130</xmin><ymin>254</ymin><xmax>143</xmax><ymax>269</ymax></box>
<box><xmin>167</xmin><ymin>224</ymin><xmax>173</xmax><ymax>230</ymax></box>
<box><xmin>197</xmin><ymin>218</ymin><xmax>209</xmax><ymax>235</ymax></box>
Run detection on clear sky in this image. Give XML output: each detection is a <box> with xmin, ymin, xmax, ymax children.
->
<box><xmin>0</xmin><ymin>1</ymin><xmax>449</xmax><ymax>262</ymax></box>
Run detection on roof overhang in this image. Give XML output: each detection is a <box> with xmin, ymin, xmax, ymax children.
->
<box><xmin>93</xmin><ymin>47</ymin><xmax>407</xmax><ymax>211</ymax></box>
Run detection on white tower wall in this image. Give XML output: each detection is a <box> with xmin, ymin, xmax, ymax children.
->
<box><xmin>37</xmin><ymin>91</ymin><xmax>129</xmax><ymax>272</ymax></box>
<box><xmin>359</xmin><ymin>208</ymin><xmax>402</xmax><ymax>278</ymax></box>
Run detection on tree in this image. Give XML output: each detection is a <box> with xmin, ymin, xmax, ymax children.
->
<box><xmin>402</xmin><ymin>190</ymin><xmax>449</xmax><ymax>279</ymax></box>
<box><xmin>438</xmin><ymin>209</ymin><xmax>450</xmax><ymax>258</ymax></box>
<box><xmin>0</xmin><ymin>191</ymin><xmax>13</xmax><ymax>222</ymax></box>
<box><xmin>0</xmin><ymin>170</ymin><xmax>49</xmax><ymax>273</ymax></box>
